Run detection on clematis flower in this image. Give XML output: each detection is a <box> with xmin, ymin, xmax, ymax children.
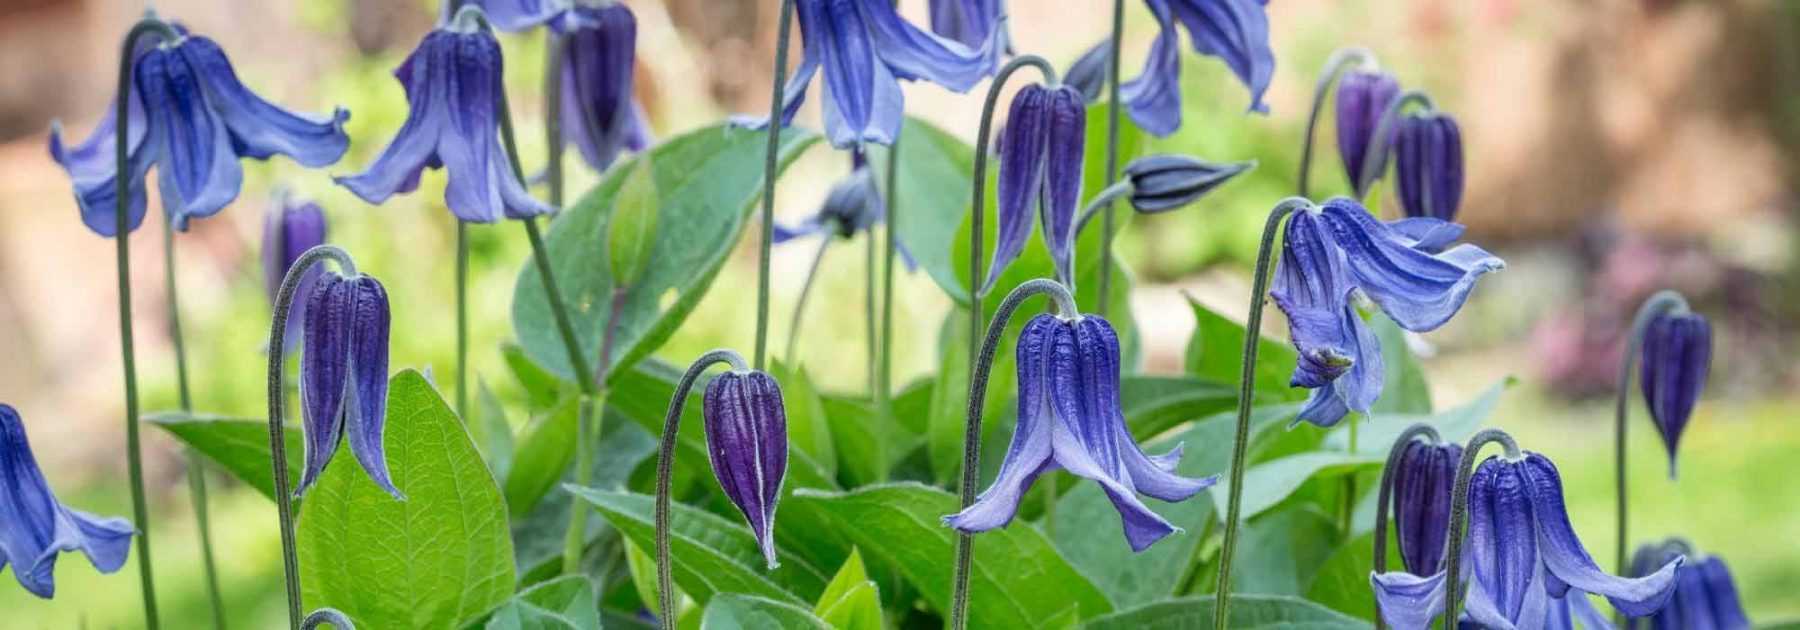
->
<box><xmin>297</xmin><ymin>271</ymin><xmax>400</xmax><ymax>499</ymax></box>
<box><xmin>49</xmin><ymin>29</ymin><xmax>349</xmax><ymax>235</ymax></box>
<box><xmin>1392</xmin><ymin>439</ymin><xmax>1460</xmax><ymax>576</ymax></box>
<box><xmin>1639</xmin><ymin>311</ymin><xmax>1711</xmax><ymax>478</ymax></box>
<box><xmin>263</xmin><ymin>192</ymin><xmax>328</xmax><ymax>351</ymax></box>
<box><xmin>1371</xmin><ymin>452</ymin><xmax>1682</xmax><ymax>630</ymax></box>
<box><xmin>737</xmin><ymin>0</ymin><xmax>999</xmax><ymax>148</ymax></box>
<box><xmin>1120</xmin><ymin>0</ymin><xmax>1275</xmax><ymax>137</ymax></box>
<box><xmin>1063</xmin><ymin>40</ymin><xmax>1111</xmax><ymax>103</ymax></box>
<box><xmin>703</xmin><ymin>370</ymin><xmax>790</xmax><ymax>569</ymax></box>
<box><xmin>1272</xmin><ymin>198</ymin><xmax>1503</xmax><ymax>427</ymax></box>
<box><xmin>1394</xmin><ymin>111</ymin><xmax>1465</xmax><ymax>221</ymax></box>
<box><xmin>336</xmin><ymin>14</ymin><xmax>553</xmax><ymax>222</ymax></box>
<box><xmin>1121</xmin><ymin>153</ymin><xmax>1253</xmax><ymax>213</ymax></box>
<box><xmin>1334</xmin><ymin>69</ymin><xmax>1400</xmax><ymax>197</ymax></box>
<box><xmin>0</xmin><ymin>405</ymin><xmax>134</xmax><ymax>599</ymax></box>
<box><xmin>1633</xmin><ymin>541</ymin><xmax>1750</xmax><ymax>630</ymax></box>
<box><xmin>552</xmin><ymin>4</ymin><xmax>653</xmax><ymax>172</ymax></box>
<box><xmin>437</xmin><ymin>0</ymin><xmax>560</xmax><ymax>33</ymax></box>
<box><xmin>928</xmin><ymin>0</ymin><xmax>1007</xmax><ymax>72</ymax></box>
<box><xmin>944</xmin><ymin>314</ymin><xmax>1217</xmax><ymax>552</ymax></box>
<box><xmin>986</xmin><ymin>84</ymin><xmax>1085</xmax><ymax>292</ymax></box>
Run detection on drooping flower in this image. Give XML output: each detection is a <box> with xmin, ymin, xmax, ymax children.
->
<box><xmin>1272</xmin><ymin>198</ymin><xmax>1504</xmax><ymax>427</ymax></box>
<box><xmin>1639</xmin><ymin>311</ymin><xmax>1711</xmax><ymax>478</ymax></box>
<box><xmin>986</xmin><ymin>84</ymin><xmax>1085</xmax><ymax>292</ymax></box>
<box><xmin>1121</xmin><ymin>153</ymin><xmax>1253</xmax><ymax>213</ymax></box>
<box><xmin>263</xmin><ymin>192</ymin><xmax>328</xmax><ymax>350</ymax></box>
<box><xmin>944</xmin><ymin>314</ymin><xmax>1217</xmax><ymax>552</ymax></box>
<box><xmin>703</xmin><ymin>370</ymin><xmax>790</xmax><ymax>569</ymax></box>
<box><xmin>0</xmin><ymin>405</ymin><xmax>134</xmax><ymax>599</ymax></box>
<box><xmin>1334</xmin><ymin>69</ymin><xmax>1400</xmax><ymax>197</ymax></box>
<box><xmin>1371</xmin><ymin>452</ymin><xmax>1683</xmax><ymax>629</ymax></box>
<box><xmin>1394</xmin><ymin>111</ymin><xmax>1465</xmax><ymax>221</ymax></box>
<box><xmin>737</xmin><ymin>0</ymin><xmax>999</xmax><ymax>148</ymax></box>
<box><xmin>49</xmin><ymin>28</ymin><xmax>349</xmax><ymax>235</ymax></box>
<box><xmin>551</xmin><ymin>4</ymin><xmax>652</xmax><ymax>172</ymax></box>
<box><xmin>297</xmin><ymin>271</ymin><xmax>400</xmax><ymax>499</ymax></box>
<box><xmin>336</xmin><ymin>14</ymin><xmax>553</xmax><ymax>222</ymax></box>
<box><xmin>1391</xmin><ymin>439</ymin><xmax>1461</xmax><ymax>576</ymax></box>
<box><xmin>928</xmin><ymin>0</ymin><xmax>1007</xmax><ymax>72</ymax></box>
<box><xmin>1063</xmin><ymin>40</ymin><xmax>1112</xmax><ymax>103</ymax></box>
<box><xmin>1120</xmin><ymin>0</ymin><xmax>1275</xmax><ymax>137</ymax></box>
<box><xmin>1632</xmin><ymin>541</ymin><xmax>1751</xmax><ymax>630</ymax></box>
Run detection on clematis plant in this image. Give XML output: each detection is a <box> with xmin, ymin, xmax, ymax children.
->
<box><xmin>1336</xmin><ymin>68</ymin><xmax>1401</xmax><ymax>197</ymax></box>
<box><xmin>703</xmin><ymin>370</ymin><xmax>790</xmax><ymax>568</ymax></box>
<box><xmin>985</xmin><ymin>83</ymin><xmax>1086</xmax><ymax>292</ymax></box>
<box><xmin>0</xmin><ymin>405</ymin><xmax>134</xmax><ymax>599</ymax></box>
<box><xmin>297</xmin><ymin>271</ymin><xmax>400</xmax><ymax>499</ymax></box>
<box><xmin>1633</xmin><ymin>540</ymin><xmax>1751</xmax><ymax>630</ymax></box>
<box><xmin>263</xmin><ymin>192</ymin><xmax>328</xmax><ymax>351</ymax></box>
<box><xmin>1639</xmin><ymin>310</ymin><xmax>1712</xmax><ymax>477</ymax></box>
<box><xmin>1118</xmin><ymin>0</ymin><xmax>1275</xmax><ymax>136</ymax></box>
<box><xmin>1393</xmin><ymin>111</ymin><xmax>1465</xmax><ymax>221</ymax></box>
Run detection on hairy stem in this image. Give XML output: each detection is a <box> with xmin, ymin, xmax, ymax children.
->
<box><xmin>1098</xmin><ymin>0</ymin><xmax>1125</xmax><ymax>316</ymax></box>
<box><xmin>755</xmin><ymin>0</ymin><xmax>799</xmax><ymax>372</ymax></box>
<box><xmin>1614</xmin><ymin>290</ymin><xmax>1688</xmax><ymax>574</ymax></box>
<box><xmin>655</xmin><ymin>350</ymin><xmax>750</xmax><ymax>627</ymax></box>
<box><xmin>1296</xmin><ymin>47</ymin><xmax>1376</xmax><ymax>198</ymax></box>
<box><xmin>1441</xmin><ymin>429</ymin><xmax>1522</xmax><ymax>629</ymax></box>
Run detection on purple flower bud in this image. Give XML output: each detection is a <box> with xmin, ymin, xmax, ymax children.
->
<box><xmin>703</xmin><ymin>370</ymin><xmax>789</xmax><ymax>569</ymax></box>
<box><xmin>554</xmin><ymin>4</ymin><xmax>652</xmax><ymax>173</ymax></box>
<box><xmin>987</xmin><ymin>84</ymin><xmax>1085</xmax><ymax>292</ymax></box>
<box><xmin>1394</xmin><ymin>112</ymin><xmax>1464</xmax><ymax>221</ymax></box>
<box><xmin>1064</xmin><ymin>39</ymin><xmax>1112</xmax><ymax>103</ymax></box>
<box><xmin>1334</xmin><ymin>69</ymin><xmax>1400</xmax><ymax>197</ymax></box>
<box><xmin>298</xmin><ymin>272</ymin><xmax>399</xmax><ymax>499</ymax></box>
<box><xmin>1391</xmin><ymin>439</ymin><xmax>1460</xmax><ymax>576</ymax></box>
<box><xmin>262</xmin><ymin>194</ymin><xmax>328</xmax><ymax>351</ymax></box>
<box><xmin>1639</xmin><ymin>311</ymin><xmax>1711</xmax><ymax>478</ymax></box>
<box><xmin>1632</xmin><ymin>542</ymin><xmax>1750</xmax><ymax>630</ymax></box>
<box><xmin>1122</xmin><ymin>154</ymin><xmax>1253</xmax><ymax>213</ymax></box>
<box><xmin>0</xmin><ymin>404</ymin><xmax>134</xmax><ymax>599</ymax></box>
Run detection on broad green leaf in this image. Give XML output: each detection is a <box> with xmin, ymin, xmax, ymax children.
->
<box><xmin>701</xmin><ymin>593</ymin><xmax>832</xmax><ymax>630</ymax></box>
<box><xmin>815</xmin><ymin>395</ymin><xmax>893</xmax><ymax>488</ymax></box>
<box><xmin>504</xmin><ymin>396</ymin><xmax>581</xmax><ymax>518</ymax></box>
<box><xmin>1327</xmin><ymin>377</ymin><xmax>1514</xmax><ymax>455</ymax></box>
<box><xmin>1209</xmin><ymin>451</ymin><xmax>1384</xmax><ymax>520</ymax></box>
<box><xmin>298</xmin><ymin>370</ymin><xmax>515</xmax><ymax>629</ymax></box>
<box><xmin>472</xmin><ymin>378</ymin><xmax>516</xmax><ymax>482</ymax></box>
<box><xmin>1369</xmin><ymin>314</ymin><xmax>1431</xmax><ymax>415</ymax></box>
<box><xmin>888</xmin><ymin>378</ymin><xmax>933</xmax><ymax>435</ymax></box>
<box><xmin>1228</xmin><ymin>506</ymin><xmax>1338</xmax><ymax>596</ymax></box>
<box><xmin>511</xmin><ymin>408</ymin><xmax>654</xmax><ymax>580</ymax></box>
<box><xmin>813</xmin><ymin>549</ymin><xmax>882</xmax><ymax>630</ymax></box>
<box><xmin>623</xmin><ymin>537</ymin><xmax>679</xmax><ymax>621</ymax></box>
<box><xmin>925</xmin><ymin>310</ymin><xmax>1013</xmax><ymax>486</ymax></box>
<box><xmin>503</xmin><ymin>342</ymin><xmax>570</xmax><ymax>412</ymax></box>
<box><xmin>482</xmin><ymin>575</ymin><xmax>600</xmax><ymax>630</ymax></box>
<box><xmin>872</xmin><ymin>117</ymin><xmax>974</xmax><ymax>302</ymax></box>
<box><xmin>568</xmin><ymin>487</ymin><xmax>829</xmax><ymax>605</ymax></box>
<box><xmin>608</xmin><ymin>154</ymin><xmax>662</xmax><ymax>286</ymax></box>
<box><xmin>771</xmin><ymin>360</ymin><xmax>837</xmax><ymax>479</ymax></box>
<box><xmin>1120</xmin><ymin>375</ymin><xmax>1237</xmax><ymax>439</ymax></box>
<box><xmin>790</xmin><ymin>483</ymin><xmax>1113</xmax><ymax>626</ymax></box>
<box><xmin>1182</xmin><ymin>292</ymin><xmax>1302</xmax><ymax>403</ymax></box>
<box><xmin>1302</xmin><ymin>531</ymin><xmax>1403</xmax><ymax>621</ymax></box>
<box><xmin>1083</xmin><ymin>594</ymin><xmax>1365</xmax><ymax>629</ymax></box>
<box><xmin>513</xmin><ymin>123</ymin><xmax>820</xmax><ymax>383</ymax></box>
<box><xmin>149</xmin><ymin>413</ymin><xmax>299</xmax><ymax>502</ymax></box>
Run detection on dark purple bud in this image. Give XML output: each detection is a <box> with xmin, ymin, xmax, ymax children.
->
<box><xmin>1391</xmin><ymin>439</ymin><xmax>1461</xmax><ymax>575</ymax></box>
<box><xmin>263</xmin><ymin>194</ymin><xmax>328</xmax><ymax>350</ymax></box>
<box><xmin>299</xmin><ymin>271</ymin><xmax>399</xmax><ymax>499</ymax></box>
<box><xmin>1632</xmin><ymin>541</ymin><xmax>1750</xmax><ymax>630</ymax></box>
<box><xmin>1394</xmin><ymin>112</ymin><xmax>1464</xmax><ymax>221</ymax></box>
<box><xmin>1334</xmin><ymin>69</ymin><xmax>1400</xmax><ymax>196</ymax></box>
<box><xmin>0</xmin><ymin>404</ymin><xmax>134</xmax><ymax>599</ymax></box>
<box><xmin>1122</xmin><ymin>154</ymin><xmax>1253</xmax><ymax>213</ymax></box>
<box><xmin>1064</xmin><ymin>39</ymin><xmax>1112</xmax><ymax>103</ymax></box>
<box><xmin>985</xmin><ymin>85</ymin><xmax>1050</xmax><ymax>294</ymax></box>
<box><xmin>1639</xmin><ymin>311</ymin><xmax>1711</xmax><ymax>478</ymax></box>
<box><xmin>702</xmin><ymin>370</ymin><xmax>789</xmax><ymax>569</ymax></box>
<box><xmin>1041</xmin><ymin>86</ymin><xmax>1086</xmax><ymax>288</ymax></box>
<box><xmin>556</xmin><ymin>4</ymin><xmax>651</xmax><ymax>173</ymax></box>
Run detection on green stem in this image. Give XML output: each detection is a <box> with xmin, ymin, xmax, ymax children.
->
<box><xmin>655</xmin><ymin>350</ymin><xmax>751</xmax><ymax>626</ymax></box>
<box><xmin>1213</xmin><ymin>198</ymin><xmax>1311</xmax><ymax>629</ymax></box>
<box><xmin>163</xmin><ymin>219</ymin><xmax>226</xmax><ymax>630</ymax></box>
<box><xmin>879</xmin><ymin>137</ymin><xmax>900</xmax><ymax>410</ymax></box>
<box><xmin>1370</xmin><ymin>423</ymin><xmax>1441</xmax><ymax>630</ymax></box>
<box><xmin>561</xmin><ymin>394</ymin><xmax>602</xmax><ymax>574</ymax></box>
<box><xmin>1098</xmin><ymin>0</ymin><xmax>1124</xmax><ymax>317</ymax></box>
<box><xmin>1614</xmin><ymin>290</ymin><xmax>1689</xmax><ymax>575</ymax></box>
<box><xmin>1296</xmin><ymin>47</ymin><xmax>1376</xmax><ymax>198</ymax></box>
<box><xmin>865</xmin><ymin>229</ymin><xmax>878</xmax><ymax>393</ymax></box>
<box><xmin>755</xmin><ymin>0</ymin><xmax>799</xmax><ymax>372</ymax></box>
<box><xmin>1356</xmin><ymin>90</ymin><xmax>1437</xmax><ymax>201</ymax></box>
<box><xmin>1441</xmin><ymin>429</ymin><xmax>1522</xmax><ymax>630</ymax></box>
<box><xmin>784</xmin><ymin>237</ymin><xmax>833</xmax><ymax>365</ymax></box>
<box><xmin>456</xmin><ymin>221</ymin><xmax>469</xmax><ymax>420</ymax></box>
<box><xmin>1342</xmin><ymin>420</ymin><xmax>1359</xmax><ymax>537</ymax></box>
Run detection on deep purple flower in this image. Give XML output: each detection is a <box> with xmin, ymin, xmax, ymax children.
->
<box><xmin>944</xmin><ymin>314</ymin><xmax>1216</xmax><ymax>552</ymax></box>
<box><xmin>336</xmin><ymin>18</ymin><xmax>552</xmax><ymax>222</ymax></box>
<box><xmin>1120</xmin><ymin>0</ymin><xmax>1274</xmax><ymax>137</ymax></box>
<box><xmin>703</xmin><ymin>370</ymin><xmax>790</xmax><ymax>569</ymax></box>
<box><xmin>1639</xmin><ymin>311</ymin><xmax>1711</xmax><ymax>478</ymax></box>
<box><xmin>1392</xmin><ymin>439</ymin><xmax>1461</xmax><ymax>577</ymax></box>
<box><xmin>928</xmin><ymin>0</ymin><xmax>1007</xmax><ymax>72</ymax></box>
<box><xmin>298</xmin><ymin>272</ymin><xmax>399</xmax><ymax>499</ymax></box>
<box><xmin>1272</xmin><ymin>198</ymin><xmax>1503</xmax><ymax>427</ymax></box>
<box><xmin>986</xmin><ymin>84</ymin><xmax>1085</xmax><ymax>292</ymax></box>
<box><xmin>1372</xmin><ymin>453</ymin><xmax>1682</xmax><ymax>629</ymax></box>
<box><xmin>1633</xmin><ymin>542</ymin><xmax>1750</xmax><ymax>630</ymax></box>
<box><xmin>1334</xmin><ymin>69</ymin><xmax>1400</xmax><ymax>197</ymax></box>
<box><xmin>553</xmin><ymin>4</ymin><xmax>652</xmax><ymax>172</ymax></box>
<box><xmin>49</xmin><ymin>30</ymin><xmax>349</xmax><ymax>235</ymax></box>
<box><xmin>0</xmin><ymin>405</ymin><xmax>134</xmax><ymax>599</ymax></box>
<box><xmin>1394</xmin><ymin>112</ymin><xmax>1465</xmax><ymax>221</ymax></box>
<box><xmin>1122</xmin><ymin>153</ymin><xmax>1253</xmax><ymax>213</ymax></box>
<box><xmin>263</xmin><ymin>193</ymin><xmax>328</xmax><ymax>351</ymax></box>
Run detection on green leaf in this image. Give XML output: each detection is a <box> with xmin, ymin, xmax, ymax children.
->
<box><xmin>701</xmin><ymin>593</ymin><xmax>832</xmax><ymax>630</ymax></box>
<box><xmin>815</xmin><ymin>395</ymin><xmax>895</xmax><ymax>488</ymax></box>
<box><xmin>1182</xmin><ymin>292</ymin><xmax>1302</xmax><ymax>403</ymax></box>
<box><xmin>513</xmin><ymin>123</ymin><xmax>820</xmax><ymax>383</ymax></box>
<box><xmin>770</xmin><ymin>360</ymin><xmax>837</xmax><ymax>479</ymax></box>
<box><xmin>503</xmin><ymin>342</ymin><xmax>571</xmax><ymax>412</ymax></box>
<box><xmin>472</xmin><ymin>379</ymin><xmax>516</xmax><ymax>482</ymax></box>
<box><xmin>149</xmin><ymin>413</ymin><xmax>300</xmax><ymax>503</ymax></box>
<box><xmin>1369</xmin><ymin>314</ymin><xmax>1431</xmax><ymax>415</ymax></box>
<box><xmin>1082</xmin><ymin>594</ymin><xmax>1365</xmax><ymax>629</ymax></box>
<box><xmin>482</xmin><ymin>575</ymin><xmax>600</xmax><ymax>630</ymax></box>
<box><xmin>873</xmin><ymin>117</ymin><xmax>974</xmax><ymax>302</ymax></box>
<box><xmin>511</xmin><ymin>407</ymin><xmax>655</xmax><ymax>579</ymax></box>
<box><xmin>1052</xmin><ymin>480</ymin><xmax>1212</xmax><ymax>610</ymax></box>
<box><xmin>1209</xmin><ymin>451</ymin><xmax>1385</xmax><ymax>520</ymax></box>
<box><xmin>790</xmin><ymin>483</ymin><xmax>1113</xmax><ymax>626</ymax></box>
<box><xmin>1302</xmin><ymin>531</ymin><xmax>1403</xmax><ymax>621</ymax></box>
<box><xmin>1327</xmin><ymin>377</ymin><xmax>1514</xmax><ymax>456</ymax></box>
<box><xmin>813</xmin><ymin>549</ymin><xmax>883</xmax><ymax>630</ymax></box>
<box><xmin>1228</xmin><ymin>506</ymin><xmax>1339</xmax><ymax>596</ymax></box>
<box><xmin>567</xmin><ymin>487</ymin><xmax>829</xmax><ymax>606</ymax></box>
<box><xmin>608</xmin><ymin>154</ymin><xmax>662</xmax><ymax>287</ymax></box>
<box><xmin>504</xmin><ymin>396</ymin><xmax>581</xmax><ymax>518</ymax></box>
<box><xmin>623</xmin><ymin>536</ymin><xmax>678</xmax><ymax>620</ymax></box>
<box><xmin>298</xmin><ymin>370</ymin><xmax>515</xmax><ymax>629</ymax></box>
<box><xmin>1120</xmin><ymin>375</ymin><xmax>1237</xmax><ymax>439</ymax></box>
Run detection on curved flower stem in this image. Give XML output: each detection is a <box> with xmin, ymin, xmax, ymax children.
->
<box><xmin>949</xmin><ymin>278</ymin><xmax>1078</xmax><ymax>630</ymax></box>
<box><xmin>1073</xmin><ymin>180</ymin><xmax>1135</xmax><ymax>237</ymax></box>
<box><xmin>655</xmin><ymin>349</ymin><xmax>751</xmax><ymax>627</ymax></box>
<box><xmin>1441</xmin><ymin>428</ymin><xmax>1522</xmax><ymax>630</ymax></box>
<box><xmin>1213</xmin><ymin>197</ymin><xmax>1312</xmax><ymax>629</ymax></box>
<box><xmin>1356</xmin><ymin>90</ymin><xmax>1437</xmax><ymax>202</ymax></box>
<box><xmin>162</xmin><ymin>212</ymin><xmax>227</xmax><ymax>629</ymax></box>
<box><xmin>300</xmin><ymin>608</ymin><xmax>355</xmax><ymax>630</ymax></box>
<box><xmin>755</xmin><ymin>0</ymin><xmax>799</xmax><ymax>372</ymax></box>
<box><xmin>784</xmin><ymin>237</ymin><xmax>833</xmax><ymax>366</ymax></box>
<box><xmin>114</xmin><ymin>17</ymin><xmax>180</xmax><ymax>630</ymax></box>
<box><xmin>1614</xmin><ymin>290</ymin><xmax>1689</xmax><ymax>574</ymax></box>
<box><xmin>266</xmin><ymin>244</ymin><xmax>359</xmax><ymax>630</ymax></box>
<box><xmin>1296</xmin><ymin>47</ymin><xmax>1376</xmax><ymax>198</ymax></box>
<box><xmin>1370</xmin><ymin>422</ymin><xmax>1442</xmax><ymax>630</ymax></box>
<box><xmin>1097</xmin><ymin>0</ymin><xmax>1125</xmax><ymax>317</ymax></box>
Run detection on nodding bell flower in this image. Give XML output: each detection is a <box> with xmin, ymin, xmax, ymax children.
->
<box><xmin>1121</xmin><ymin>154</ymin><xmax>1253</xmax><ymax>213</ymax></box>
<box><xmin>703</xmin><ymin>370</ymin><xmax>790</xmax><ymax>569</ymax></box>
<box><xmin>928</xmin><ymin>0</ymin><xmax>1008</xmax><ymax>72</ymax></box>
<box><xmin>336</xmin><ymin>12</ymin><xmax>553</xmax><ymax>222</ymax></box>
<box><xmin>1119</xmin><ymin>0</ymin><xmax>1275</xmax><ymax>137</ymax></box>
<box><xmin>298</xmin><ymin>271</ymin><xmax>400</xmax><ymax>499</ymax></box>
<box><xmin>1394</xmin><ymin>111</ymin><xmax>1465</xmax><ymax>221</ymax></box>
<box><xmin>1371</xmin><ymin>453</ymin><xmax>1683</xmax><ymax>630</ymax></box>
<box><xmin>1391</xmin><ymin>439</ymin><xmax>1460</xmax><ymax>576</ymax></box>
<box><xmin>263</xmin><ymin>193</ymin><xmax>328</xmax><ymax>351</ymax></box>
<box><xmin>1334</xmin><ymin>69</ymin><xmax>1400</xmax><ymax>197</ymax></box>
<box><xmin>552</xmin><ymin>4</ymin><xmax>652</xmax><ymax>172</ymax></box>
<box><xmin>735</xmin><ymin>0</ymin><xmax>999</xmax><ymax>148</ymax></box>
<box><xmin>1272</xmin><ymin>198</ymin><xmax>1504</xmax><ymax>427</ymax></box>
<box><xmin>50</xmin><ymin>27</ymin><xmax>350</xmax><ymax>235</ymax></box>
<box><xmin>987</xmin><ymin>84</ymin><xmax>1085</xmax><ymax>292</ymax></box>
<box><xmin>1632</xmin><ymin>541</ymin><xmax>1750</xmax><ymax>630</ymax></box>
<box><xmin>0</xmin><ymin>405</ymin><xmax>134</xmax><ymax>599</ymax></box>
<box><xmin>1639</xmin><ymin>311</ymin><xmax>1711</xmax><ymax>478</ymax></box>
<box><xmin>944</xmin><ymin>314</ymin><xmax>1217</xmax><ymax>552</ymax></box>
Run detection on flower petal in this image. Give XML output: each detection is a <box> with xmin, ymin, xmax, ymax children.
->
<box><xmin>1468</xmin><ymin>456</ymin><xmax>1539</xmax><ymax>622</ymax></box>
<box><xmin>1119</xmin><ymin>0</ymin><xmax>1183</xmax><ymax>137</ymax></box>
<box><xmin>1384</xmin><ymin>217</ymin><xmax>1465</xmax><ymax>254</ymax></box>
<box><xmin>703</xmin><ymin>371</ymin><xmax>790</xmax><ymax>569</ymax></box>
<box><xmin>1395</xmin><ymin>113</ymin><xmax>1464</xmax><ymax>221</ymax></box>
<box><xmin>944</xmin><ymin>316</ymin><xmax>1060</xmax><ymax>533</ymax></box>
<box><xmin>861</xmin><ymin>0</ymin><xmax>996</xmax><ymax>91</ymax></box>
<box><xmin>1271</xmin><ymin>210</ymin><xmax>1356</xmax><ymax>389</ymax></box>
<box><xmin>298</xmin><ymin>273</ymin><xmax>351</xmax><ymax>497</ymax></box>
<box><xmin>984</xmin><ymin>85</ymin><xmax>1049</xmax><ymax>294</ymax></box>
<box><xmin>138</xmin><ymin>44</ymin><xmax>244</xmax><ymax>230</ymax></box>
<box><xmin>1166</xmin><ymin>0</ymin><xmax>1276</xmax><ymax>114</ymax></box>
<box><xmin>335</xmin><ymin>31</ymin><xmax>449</xmax><ymax>207</ymax></box>
<box><xmin>1393</xmin><ymin>440</ymin><xmax>1460</xmax><ymax>576</ymax></box>
<box><xmin>1318</xmin><ymin>197</ymin><xmax>1503</xmax><ymax>332</ymax></box>
<box><xmin>178</xmin><ymin>36</ymin><xmax>349</xmax><ymax>168</ymax></box>
<box><xmin>0</xmin><ymin>405</ymin><xmax>135</xmax><ymax>599</ymax></box>
<box><xmin>1639</xmin><ymin>312</ymin><xmax>1710</xmax><ymax>479</ymax></box>
<box><xmin>344</xmin><ymin>276</ymin><xmax>400</xmax><ymax>499</ymax></box>
<box><xmin>559</xmin><ymin>5</ymin><xmax>644</xmax><ymax>172</ymax></box>
<box><xmin>1042</xmin><ymin>86</ymin><xmax>1086</xmax><ymax>288</ymax></box>
<box><xmin>1335</xmin><ymin>69</ymin><xmax>1400</xmax><ymax>196</ymax></box>
<box><xmin>1521</xmin><ymin>452</ymin><xmax>1683</xmax><ymax>618</ymax></box>
<box><xmin>1370</xmin><ymin>568</ymin><xmax>1445</xmax><ymax>630</ymax></box>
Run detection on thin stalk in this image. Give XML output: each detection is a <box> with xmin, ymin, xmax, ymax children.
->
<box><xmin>1342</xmin><ymin>419</ymin><xmax>1359</xmax><ymax>537</ymax></box>
<box><xmin>1213</xmin><ymin>197</ymin><xmax>1313</xmax><ymax>629</ymax></box>
<box><xmin>1614</xmin><ymin>290</ymin><xmax>1688</xmax><ymax>574</ymax></box>
<box><xmin>1441</xmin><ymin>428</ymin><xmax>1522</xmax><ymax>630</ymax></box>
<box><xmin>456</xmin><ymin>222</ymin><xmax>469</xmax><ymax>420</ymax></box>
<box><xmin>267</xmin><ymin>244</ymin><xmax>359</xmax><ymax>630</ymax></box>
<box><xmin>865</xmin><ymin>230</ymin><xmax>878</xmax><ymax>392</ymax></box>
<box><xmin>1370</xmin><ymin>423</ymin><xmax>1442</xmax><ymax>630</ymax></box>
<box><xmin>949</xmin><ymin>279</ymin><xmax>1079</xmax><ymax>630</ymax></box>
<box><xmin>545</xmin><ymin>31</ymin><xmax>567</xmax><ymax>211</ymax></box>
<box><xmin>114</xmin><ymin>18</ymin><xmax>180</xmax><ymax>630</ymax></box>
<box><xmin>784</xmin><ymin>237</ymin><xmax>833</xmax><ymax>365</ymax></box>
<box><xmin>1356</xmin><ymin>90</ymin><xmax>1437</xmax><ymax>202</ymax></box>
<box><xmin>560</xmin><ymin>395</ymin><xmax>601</xmax><ymax>573</ymax></box>
<box><xmin>1072</xmin><ymin>180</ymin><xmax>1134</xmax><ymax>238</ymax></box>
<box><xmin>1296</xmin><ymin>47</ymin><xmax>1376</xmax><ymax>198</ymax></box>
<box><xmin>879</xmin><ymin>137</ymin><xmax>899</xmax><ymax>410</ymax></box>
<box><xmin>755</xmin><ymin>0</ymin><xmax>799</xmax><ymax>372</ymax></box>
<box><xmin>655</xmin><ymin>350</ymin><xmax>751</xmax><ymax>627</ymax></box>
<box><xmin>163</xmin><ymin>209</ymin><xmax>227</xmax><ymax>630</ymax></box>
<box><xmin>1098</xmin><ymin>0</ymin><xmax>1124</xmax><ymax>316</ymax></box>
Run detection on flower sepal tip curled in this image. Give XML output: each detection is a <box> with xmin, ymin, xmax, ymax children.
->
<box><xmin>0</xmin><ymin>405</ymin><xmax>135</xmax><ymax>599</ymax></box>
<box><xmin>297</xmin><ymin>271</ymin><xmax>402</xmax><ymax>500</ymax></box>
<box><xmin>703</xmin><ymin>370</ymin><xmax>790</xmax><ymax>570</ymax></box>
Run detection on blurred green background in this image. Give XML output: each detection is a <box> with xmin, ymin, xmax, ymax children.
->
<box><xmin>0</xmin><ymin>0</ymin><xmax>1796</xmax><ymax>627</ymax></box>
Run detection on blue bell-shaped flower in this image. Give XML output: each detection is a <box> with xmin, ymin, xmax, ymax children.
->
<box><xmin>552</xmin><ymin>4</ymin><xmax>652</xmax><ymax>173</ymax></box>
<box><xmin>263</xmin><ymin>193</ymin><xmax>329</xmax><ymax>351</ymax></box>
<box><xmin>1122</xmin><ymin>154</ymin><xmax>1254</xmax><ymax>213</ymax></box>
<box><xmin>1391</xmin><ymin>439</ymin><xmax>1460</xmax><ymax>577</ymax></box>
<box><xmin>1639</xmin><ymin>311</ymin><xmax>1711</xmax><ymax>478</ymax></box>
<box><xmin>1394</xmin><ymin>111</ymin><xmax>1465</xmax><ymax>221</ymax></box>
<box><xmin>1632</xmin><ymin>541</ymin><xmax>1750</xmax><ymax>630</ymax></box>
<box><xmin>945</xmin><ymin>314</ymin><xmax>1217</xmax><ymax>552</ymax></box>
<box><xmin>702</xmin><ymin>370</ymin><xmax>790</xmax><ymax>569</ymax></box>
<box><xmin>1120</xmin><ymin>0</ymin><xmax>1274</xmax><ymax>137</ymax></box>
<box><xmin>986</xmin><ymin>83</ymin><xmax>1085</xmax><ymax>292</ymax></box>
<box><xmin>298</xmin><ymin>271</ymin><xmax>400</xmax><ymax>499</ymax></box>
<box><xmin>1334</xmin><ymin>69</ymin><xmax>1400</xmax><ymax>197</ymax></box>
<box><xmin>0</xmin><ymin>405</ymin><xmax>134</xmax><ymax>599</ymax></box>
<box><xmin>928</xmin><ymin>0</ymin><xmax>1007</xmax><ymax>72</ymax></box>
